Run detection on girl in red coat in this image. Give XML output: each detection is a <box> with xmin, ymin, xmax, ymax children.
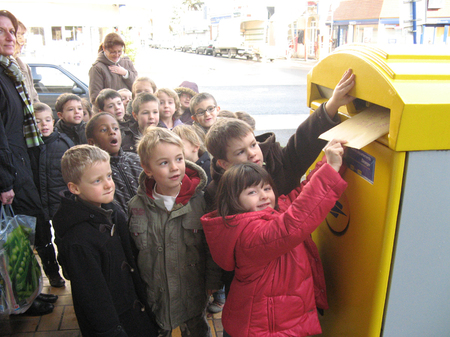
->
<box><xmin>201</xmin><ymin>139</ymin><xmax>348</xmax><ymax>337</ymax></box>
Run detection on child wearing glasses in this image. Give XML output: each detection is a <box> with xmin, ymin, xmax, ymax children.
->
<box><xmin>190</xmin><ymin>92</ymin><xmax>220</xmax><ymax>143</ymax></box>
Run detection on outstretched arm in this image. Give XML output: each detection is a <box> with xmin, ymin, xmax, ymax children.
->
<box><xmin>325</xmin><ymin>69</ymin><xmax>356</xmax><ymax>119</ymax></box>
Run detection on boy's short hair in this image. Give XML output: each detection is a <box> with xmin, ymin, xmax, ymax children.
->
<box><xmin>132</xmin><ymin>92</ymin><xmax>159</xmax><ymax>114</ymax></box>
<box><xmin>61</xmin><ymin>144</ymin><xmax>110</xmax><ymax>184</ymax></box>
<box><xmin>172</xmin><ymin>124</ymin><xmax>206</xmax><ymax>154</ymax></box>
<box><xmin>33</xmin><ymin>102</ymin><xmax>52</xmax><ymax>115</ymax></box>
<box><xmin>189</xmin><ymin>92</ymin><xmax>217</xmax><ymax>115</ymax></box>
<box><xmin>155</xmin><ymin>88</ymin><xmax>181</xmax><ymax>118</ymax></box>
<box><xmin>118</xmin><ymin>88</ymin><xmax>131</xmax><ymax>95</ymax></box>
<box><xmin>205</xmin><ymin>118</ymin><xmax>253</xmax><ymax>160</ymax></box>
<box><xmin>81</xmin><ymin>98</ymin><xmax>93</xmax><ymax>118</ymax></box>
<box><xmin>132</xmin><ymin>77</ymin><xmax>157</xmax><ymax>98</ymax></box>
<box><xmin>95</xmin><ymin>88</ymin><xmax>121</xmax><ymax>111</ymax></box>
<box><xmin>137</xmin><ymin>127</ymin><xmax>184</xmax><ymax>171</ymax></box>
<box><xmin>85</xmin><ymin>112</ymin><xmax>117</xmax><ymax>140</ymax></box>
<box><xmin>235</xmin><ymin>111</ymin><xmax>256</xmax><ymax>130</ymax></box>
<box><xmin>55</xmin><ymin>93</ymin><xmax>82</xmax><ymax>113</ymax></box>
<box><xmin>217</xmin><ymin>110</ymin><xmax>236</xmax><ymax>119</ymax></box>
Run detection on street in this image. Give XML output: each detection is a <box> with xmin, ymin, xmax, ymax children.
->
<box><xmin>135</xmin><ymin>47</ymin><xmax>317</xmax><ymax>145</ymax></box>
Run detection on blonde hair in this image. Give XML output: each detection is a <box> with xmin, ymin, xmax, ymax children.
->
<box><xmin>137</xmin><ymin>127</ymin><xmax>184</xmax><ymax>170</ymax></box>
<box><xmin>131</xmin><ymin>77</ymin><xmax>157</xmax><ymax>98</ymax></box>
<box><xmin>172</xmin><ymin>124</ymin><xmax>206</xmax><ymax>155</ymax></box>
<box><xmin>156</xmin><ymin>88</ymin><xmax>181</xmax><ymax>119</ymax></box>
<box><xmin>61</xmin><ymin>145</ymin><xmax>110</xmax><ymax>184</ymax></box>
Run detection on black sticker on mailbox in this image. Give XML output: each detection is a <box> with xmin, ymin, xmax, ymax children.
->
<box><xmin>344</xmin><ymin>148</ymin><xmax>375</xmax><ymax>184</ymax></box>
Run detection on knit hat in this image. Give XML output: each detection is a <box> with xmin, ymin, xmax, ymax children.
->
<box><xmin>174</xmin><ymin>81</ymin><xmax>199</xmax><ymax>98</ymax></box>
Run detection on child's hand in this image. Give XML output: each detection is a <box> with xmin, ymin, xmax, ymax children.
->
<box><xmin>324</xmin><ymin>139</ymin><xmax>347</xmax><ymax>172</ymax></box>
<box><xmin>325</xmin><ymin>69</ymin><xmax>356</xmax><ymax>118</ymax></box>
<box><xmin>108</xmin><ymin>65</ymin><xmax>127</xmax><ymax>76</ymax></box>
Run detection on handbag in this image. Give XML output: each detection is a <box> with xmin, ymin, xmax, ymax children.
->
<box><xmin>0</xmin><ymin>204</ymin><xmax>43</xmax><ymax>316</ymax></box>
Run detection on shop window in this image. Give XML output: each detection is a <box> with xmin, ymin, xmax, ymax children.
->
<box><xmin>52</xmin><ymin>27</ymin><xmax>62</xmax><ymax>40</ymax></box>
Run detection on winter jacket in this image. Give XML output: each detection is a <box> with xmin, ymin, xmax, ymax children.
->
<box><xmin>204</xmin><ymin>103</ymin><xmax>340</xmax><ymax>211</ymax></box>
<box><xmin>0</xmin><ymin>68</ymin><xmax>43</xmax><ymax>217</ymax></box>
<box><xmin>38</xmin><ymin>129</ymin><xmax>74</xmax><ymax>220</ymax></box>
<box><xmin>179</xmin><ymin>108</ymin><xmax>194</xmax><ymax>125</ymax></box>
<box><xmin>120</xmin><ymin>120</ymin><xmax>140</xmax><ymax>153</ymax></box>
<box><xmin>54</xmin><ymin>119</ymin><xmax>87</xmax><ymax>145</ymax></box>
<box><xmin>196</xmin><ymin>151</ymin><xmax>211</xmax><ymax>187</ymax></box>
<box><xmin>201</xmin><ymin>162</ymin><xmax>347</xmax><ymax>337</ymax></box>
<box><xmin>128</xmin><ymin>161</ymin><xmax>222</xmax><ymax>330</ymax></box>
<box><xmin>53</xmin><ymin>193</ymin><xmax>158</xmax><ymax>337</ymax></box>
<box><xmin>110</xmin><ymin>149</ymin><xmax>142</xmax><ymax>215</ymax></box>
<box><xmin>89</xmin><ymin>52</ymin><xmax>138</xmax><ymax>106</ymax></box>
<box><xmin>157</xmin><ymin>118</ymin><xmax>183</xmax><ymax>130</ymax></box>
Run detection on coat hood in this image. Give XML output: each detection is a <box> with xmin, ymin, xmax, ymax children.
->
<box><xmin>136</xmin><ymin>160</ymin><xmax>207</xmax><ymax>206</ymax></box>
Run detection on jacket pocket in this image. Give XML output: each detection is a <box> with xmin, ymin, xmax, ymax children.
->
<box><xmin>129</xmin><ymin>219</ymin><xmax>148</xmax><ymax>250</ymax></box>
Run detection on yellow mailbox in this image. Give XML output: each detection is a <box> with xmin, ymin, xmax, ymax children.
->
<box><xmin>307</xmin><ymin>44</ymin><xmax>450</xmax><ymax>336</ymax></box>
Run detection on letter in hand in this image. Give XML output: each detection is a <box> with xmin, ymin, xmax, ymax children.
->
<box><xmin>325</xmin><ymin>69</ymin><xmax>356</xmax><ymax>118</ymax></box>
<box><xmin>324</xmin><ymin>139</ymin><xmax>347</xmax><ymax>172</ymax></box>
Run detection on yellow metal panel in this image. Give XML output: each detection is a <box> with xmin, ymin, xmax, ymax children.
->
<box><xmin>308</xmin><ymin>44</ymin><xmax>450</xmax><ymax>151</ymax></box>
<box><xmin>311</xmin><ymin>143</ymin><xmax>405</xmax><ymax>336</ymax></box>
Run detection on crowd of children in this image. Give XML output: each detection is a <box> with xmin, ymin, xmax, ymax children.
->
<box><xmin>24</xmin><ymin>60</ymin><xmax>356</xmax><ymax>336</ymax></box>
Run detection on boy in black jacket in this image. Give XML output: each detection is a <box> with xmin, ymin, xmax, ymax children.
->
<box><xmin>54</xmin><ymin>93</ymin><xmax>87</xmax><ymax>145</ymax></box>
<box><xmin>53</xmin><ymin>145</ymin><xmax>158</xmax><ymax>337</ymax></box>
<box><xmin>34</xmin><ymin>102</ymin><xmax>73</xmax><ymax>287</ymax></box>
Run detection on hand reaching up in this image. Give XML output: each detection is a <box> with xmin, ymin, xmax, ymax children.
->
<box><xmin>325</xmin><ymin>69</ymin><xmax>356</xmax><ymax>118</ymax></box>
<box><xmin>324</xmin><ymin>139</ymin><xmax>347</xmax><ymax>172</ymax></box>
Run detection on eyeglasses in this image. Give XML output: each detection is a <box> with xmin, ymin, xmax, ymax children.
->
<box><xmin>106</xmin><ymin>49</ymin><xmax>123</xmax><ymax>56</ymax></box>
<box><xmin>195</xmin><ymin>105</ymin><xmax>216</xmax><ymax>116</ymax></box>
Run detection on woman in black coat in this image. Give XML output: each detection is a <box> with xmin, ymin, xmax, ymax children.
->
<box><xmin>0</xmin><ymin>9</ymin><xmax>56</xmax><ymax>315</ymax></box>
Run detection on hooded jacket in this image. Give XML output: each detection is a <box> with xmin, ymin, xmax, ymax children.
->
<box><xmin>128</xmin><ymin>160</ymin><xmax>222</xmax><ymax>330</ymax></box>
<box><xmin>88</xmin><ymin>51</ymin><xmax>138</xmax><ymax>106</ymax></box>
<box><xmin>53</xmin><ymin>193</ymin><xmax>157</xmax><ymax>337</ymax></box>
<box><xmin>204</xmin><ymin>103</ymin><xmax>340</xmax><ymax>212</ymax></box>
<box><xmin>120</xmin><ymin>120</ymin><xmax>140</xmax><ymax>153</ymax></box>
<box><xmin>38</xmin><ymin>128</ymin><xmax>74</xmax><ymax>220</ymax></box>
<box><xmin>201</xmin><ymin>162</ymin><xmax>347</xmax><ymax>337</ymax></box>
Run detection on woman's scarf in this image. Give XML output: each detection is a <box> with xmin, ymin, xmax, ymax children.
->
<box><xmin>0</xmin><ymin>54</ymin><xmax>42</xmax><ymax>148</ymax></box>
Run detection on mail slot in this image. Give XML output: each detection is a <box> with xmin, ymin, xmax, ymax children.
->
<box><xmin>307</xmin><ymin>44</ymin><xmax>450</xmax><ymax>336</ymax></box>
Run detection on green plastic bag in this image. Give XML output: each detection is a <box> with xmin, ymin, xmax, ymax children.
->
<box><xmin>0</xmin><ymin>204</ymin><xmax>42</xmax><ymax>316</ymax></box>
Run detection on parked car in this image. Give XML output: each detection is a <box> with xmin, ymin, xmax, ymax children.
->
<box><xmin>29</xmin><ymin>63</ymin><xmax>89</xmax><ymax>117</ymax></box>
<box><xmin>196</xmin><ymin>42</ymin><xmax>214</xmax><ymax>55</ymax></box>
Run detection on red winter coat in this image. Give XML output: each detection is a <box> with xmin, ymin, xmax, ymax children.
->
<box><xmin>201</xmin><ymin>163</ymin><xmax>347</xmax><ymax>337</ymax></box>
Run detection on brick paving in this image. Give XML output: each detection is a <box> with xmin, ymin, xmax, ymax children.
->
<box><xmin>0</xmin><ymin>253</ymin><xmax>223</xmax><ymax>337</ymax></box>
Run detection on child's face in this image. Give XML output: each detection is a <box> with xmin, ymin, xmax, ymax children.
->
<box><xmin>102</xmin><ymin>97</ymin><xmax>125</xmax><ymax>121</ymax></box>
<box><xmin>142</xmin><ymin>142</ymin><xmax>185</xmax><ymax>197</ymax></box>
<box><xmin>179</xmin><ymin>93</ymin><xmax>192</xmax><ymax>110</ymax></box>
<box><xmin>82</xmin><ymin>108</ymin><xmax>91</xmax><ymax>123</ymax></box>
<box><xmin>57</xmin><ymin>100</ymin><xmax>84</xmax><ymax>125</ymax></box>
<box><xmin>217</xmin><ymin>131</ymin><xmax>264</xmax><ymax>171</ymax></box>
<box><xmin>191</xmin><ymin>98</ymin><xmax>218</xmax><ymax>129</ymax></box>
<box><xmin>134</xmin><ymin>81</ymin><xmax>154</xmax><ymax>96</ymax></box>
<box><xmin>181</xmin><ymin>139</ymin><xmax>199</xmax><ymax>162</ymax></box>
<box><xmin>133</xmin><ymin>101</ymin><xmax>160</xmax><ymax>134</ymax></box>
<box><xmin>158</xmin><ymin>92</ymin><xmax>176</xmax><ymax>121</ymax></box>
<box><xmin>87</xmin><ymin>114</ymin><xmax>122</xmax><ymax>156</ymax></box>
<box><xmin>120</xmin><ymin>91</ymin><xmax>132</xmax><ymax>109</ymax></box>
<box><xmin>68</xmin><ymin>160</ymin><xmax>115</xmax><ymax>208</ymax></box>
<box><xmin>35</xmin><ymin>109</ymin><xmax>54</xmax><ymax>137</ymax></box>
<box><xmin>239</xmin><ymin>182</ymin><xmax>275</xmax><ymax>212</ymax></box>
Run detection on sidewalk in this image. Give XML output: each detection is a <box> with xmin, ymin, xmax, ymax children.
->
<box><xmin>1</xmin><ymin>253</ymin><xmax>224</xmax><ymax>337</ymax></box>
